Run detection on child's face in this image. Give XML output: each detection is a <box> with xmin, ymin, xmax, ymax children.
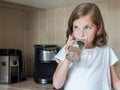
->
<box><xmin>73</xmin><ymin>15</ymin><xmax>98</xmax><ymax>48</ymax></box>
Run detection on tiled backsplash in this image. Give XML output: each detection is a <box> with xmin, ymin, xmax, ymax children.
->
<box><xmin>0</xmin><ymin>0</ymin><xmax>120</xmax><ymax>76</ymax></box>
<box><xmin>28</xmin><ymin>0</ymin><xmax>120</xmax><ymax>75</ymax></box>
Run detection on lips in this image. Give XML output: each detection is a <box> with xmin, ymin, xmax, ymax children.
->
<box><xmin>72</xmin><ymin>34</ymin><xmax>88</xmax><ymax>48</ymax></box>
<box><xmin>77</xmin><ymin>41</ymin><xmax>85</xmax><ymax>49</ymax></box>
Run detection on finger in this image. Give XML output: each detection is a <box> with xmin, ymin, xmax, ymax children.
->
<box><xmin>68</xmin><ymin>35</ymin><xmax>72</xmax><ymax>41</ymax></box>
<box><xmin>66</xmin><ymin>40</ymin><xmax>74</xmax><ymax>51</ymax></box>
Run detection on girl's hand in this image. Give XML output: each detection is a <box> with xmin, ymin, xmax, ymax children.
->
<box><xmin>65</xmin><ymin>35</ymin><xmax>75</xmax><ymax>53</ymax></box>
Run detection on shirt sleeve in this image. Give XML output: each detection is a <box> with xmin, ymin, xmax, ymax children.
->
<box><xmin>54</xmin><ymin>45</ymin><xmax>66</xmax><ymax>63</ymax></box>
<box><xmin>109</xmin><ymin>47</ymin><xmax>119</xmax><ymax>66</ymax></box>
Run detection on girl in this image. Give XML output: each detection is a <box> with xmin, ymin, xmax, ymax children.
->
<box><xmin>53</xmin><ymin>3</ymin><xmax>120</xmax><ymax>90</ymax></box>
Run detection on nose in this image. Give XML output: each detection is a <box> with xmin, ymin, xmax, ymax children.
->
<box><xmin>80</xmin><ymin>30</ymin><xmax>85</xmax><ymax>37</ymax></box>
<box><xmin>73</xmin><ymin>29</ymin><xmax>87</xmax><ymax>41</ymax></box>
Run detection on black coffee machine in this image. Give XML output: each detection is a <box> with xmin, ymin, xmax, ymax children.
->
<box><xmin>34</xmin><ymin>45</ymin><xmax>59</xmax><ymax>84</ymax></box>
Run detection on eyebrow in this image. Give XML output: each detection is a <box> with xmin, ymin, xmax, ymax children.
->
<box><xmin>73</xmin><ymin>24</ymin><xmax>94</xmax><ymax>27</ymax></box>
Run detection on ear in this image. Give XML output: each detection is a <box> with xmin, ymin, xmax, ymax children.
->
<box><xmin>96</xmin><ymin>24</ymin><xmax>102</xmax><ymax>35</ymax></box>
<box><xmin>96</xmin><ymin>28</ymin><xmax>101</xmax><ymax>35</ymax></box>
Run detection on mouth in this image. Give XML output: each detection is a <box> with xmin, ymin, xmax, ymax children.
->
<box><xmin>77</xmin><ymin>41</ymin><xmax>85</xmax><ymax>49</ymax></box>
<box><xmin>72</xmin><ymin>35</ymin><xmax>88</xmax><ymax>49</ymax></box>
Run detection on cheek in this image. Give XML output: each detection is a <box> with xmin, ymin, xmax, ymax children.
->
<box><xmin>73</xmin><ymin>31</ymin><xmax>78</xmax><ymax>35</ymax></box>
<box><xmin>73</xmin><ymin>31</ymin><xmax>80</xmax><ymax>38</ymax></box>
<box><xmin>87</xmin><ymin>33</ymin><xmax>96</xmax><ymax>42</ymax></box>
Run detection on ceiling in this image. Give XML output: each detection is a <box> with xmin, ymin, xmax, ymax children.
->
<box><xmin>3</xmin><ymin>0</ymin><xmax>108</xmax><ymax>9</ymax></box>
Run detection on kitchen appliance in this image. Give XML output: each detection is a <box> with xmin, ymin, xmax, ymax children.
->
<box><xmin>34</xmin><ymin>45</ymin><xmax>59</xmax><ymax>84</ymax></box>
<box><xmin>34</xmin><ymin>45</ymin><xmax>59</xmax><ymax>62</ymax></box>
<box><xmin>0</xmin><ymin>49</ymin><xmax>26</xmax><ymax>84</ymax></box>
<box><xmin>0</xmin><ymin>55</ymin><xmax>19</xmax><ymax>84</ymax></box>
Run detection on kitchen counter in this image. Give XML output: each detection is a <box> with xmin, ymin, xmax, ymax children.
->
<box><xmin>0</xmin><ymin>77</ymin><xmax>54</xmax><ymax>90</ymax></box>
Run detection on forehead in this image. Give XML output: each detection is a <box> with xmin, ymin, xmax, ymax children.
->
<box><xmin>73</xmin><ymin>15</ymin><xmax>94</xmax><ymax>26</ymax></box>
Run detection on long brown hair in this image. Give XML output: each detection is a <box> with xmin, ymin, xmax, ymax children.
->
<box><xmin>66</xmin><ymin>3</ymin><xmax>107</xmax><ymax>46</ymax></box>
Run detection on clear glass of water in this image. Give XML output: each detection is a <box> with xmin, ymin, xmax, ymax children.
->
<box><xmin>66</xmin><ymin>41</ymin><xmax>85</xmax><ymax>63</ymax></box>
<box><xmin>66</xmin><ymin>31</ymin><xmax>88</xmax><ymax>63</ymax></box>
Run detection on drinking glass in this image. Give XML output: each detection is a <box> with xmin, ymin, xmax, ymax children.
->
<box><xmin>66</xmin><ymin>32</ymin><xmax>88</xmax><ymax>63</ymax></box>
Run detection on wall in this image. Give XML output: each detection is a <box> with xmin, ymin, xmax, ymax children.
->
<box><xmin>0</xmin><ymin>0</ymin><xmax>120</xmax><ymax>76</ymax></box>
<box><xmin>0</xmin><ymin>1</ymin><xmax>38</xmax><ymax>76</ymax></box>
<box><xmin>30</xmin><ymin>0</ymin><xmax>120</xmax><ymax>75</ymax></box>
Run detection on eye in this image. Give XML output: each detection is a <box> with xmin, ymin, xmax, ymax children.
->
<box><xmin>84</xmin><ymin>25</ymin><xmax>91</xmax><ymax>30</ymax></box>
<box><xmin>73</xmin><ymin>25</ymin><xmax>79</xmax><ymax>30</ymax></box>
<box><xmin>73</xmin><ymin>25</ymin><xmax>78</xmax><ymax>29</ymax></box>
